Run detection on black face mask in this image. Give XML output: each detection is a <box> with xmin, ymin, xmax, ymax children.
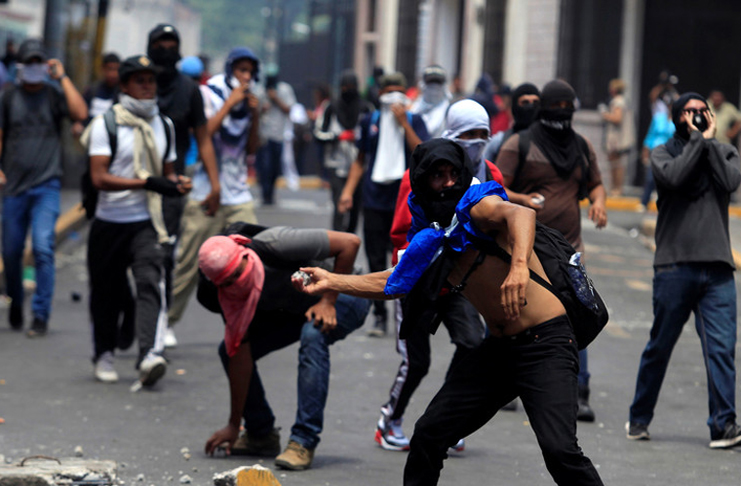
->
<box><xmin>149</xmin><ymin>46</ymin><xmax>180</xmax><ymax>69</ymax></box>
<box><xmin>341</xmin><ymin>88</ymin><xmax>359</xmax><ymax>103</ymax></box>
<box><xmin>512</xmin><ymin>103</ymin><xmax>538</xmax><ymax>131</ymax></box>
<box><xmin>539</xmin><ymin>107</ymin><xmax>574</xmax><ymax>132</ymax></box>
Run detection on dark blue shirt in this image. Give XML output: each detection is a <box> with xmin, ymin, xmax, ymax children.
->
<box><xmin>357</xmin><ymin>111</ymin><xmax>430</xmax><ymax>211</ymax></box>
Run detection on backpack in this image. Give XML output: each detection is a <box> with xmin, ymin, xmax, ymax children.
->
<box><xmin>465</xmin><ymin>222</ymin><xmax>608</xmax><ymax>349</ymax></box>
<box><xmin>81</xmin><ymin>108</ymin><xmax>173</xmax><ymax>219</ymax></box>
<box><xmin>512</xmin><ymin>129</ymin><xmax>592</xmax><ymax>200</ymax></box>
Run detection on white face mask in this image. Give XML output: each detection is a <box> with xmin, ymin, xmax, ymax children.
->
<box><xmin>454</xmin><ymin>138</ymin><xmax>488</xmax><ymax>166</ymax></box>
<box><xmin>379</xmin><ymin>91</ymin><xmax>409</xmax><ymax>108</ymax></box>
<box><xmin>119</xmin><ymin>93</ymin><xmax>159</xmax><ymax>119</ymax></box>
<box><xmin>422</xmin><ymin>83</ymin><xmax>446</xmax><ymax>105</ymax></box>
<box><xmin>18</xmin><ymin>63</ymin><xmax>48</xmax><ymax>84</ymax></box>
<box><xmin>230</xmin><ymin>75</ymin><xmax>247</xmax><ymax>89</ymax></box>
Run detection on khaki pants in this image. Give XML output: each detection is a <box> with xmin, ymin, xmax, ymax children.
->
<box><xmin>168</xmin><ymin>199</ymin><xmax>257</xmax><ymax>324</ymax></box>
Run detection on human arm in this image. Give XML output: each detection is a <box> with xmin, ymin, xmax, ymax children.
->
<box><xmin>267</xmin><ymin>87</ymin><xmax>292</xmax><ymax>114</ymax></box>
<box><xmin>194</xmin><ymin>124</ymin><xmax>221</xmax><ymax>215</ymax></box>
<box><xmin>338</xmin><ymin>152</ymin><xmax>364</xmax><ymax>213</ymax></box>
<box><xmin>48</xmin><ymin>59</ymin><xmax>87</xmax><ymax>122</ymax></box>
<box><xmin>601</xmin><ymin>104</ymin><xmax>623</xmax><ymax>125</ymax></box>
<box><xmin>704</xmin><ymin>107</ymin><xmax>741</xmax><ymax>192</ymax></box>
<box><xmin>651</xmin><ymin>112</ymin><xmax>714</xmax><ymax>190</ymax></box>
<box><xmin>392</xmin><ymin>104</ymin><xmax>423</xmax><ymax>150</ymax></box>
<box><xmin>204</xmin><ymin>342</ymin><xmax>253</xmax><ymax>456</ymax></box>
<box><xmin>587</xmin><ymin>183</ymin><xmax>607</xmax><ymax>228</ymax></box>
<box><xmin>304</xmin><ymin>231</ymin><xmax>361</xmax><ymax>333</ymax></box>
<box><xmin>293</xmin><ymin>266</ymin><xmax>394</xmax><ymax>300</ymax></box>
<box><xmin>469</xmin><ymin>195</ymin><xmax>535</xmax><ymax>320</ymax></box>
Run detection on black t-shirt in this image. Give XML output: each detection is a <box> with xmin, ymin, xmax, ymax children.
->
<box><xmin>157</xmin><ymin>73</ymin><xmax>207</xmax><ymax>174</ymax></box>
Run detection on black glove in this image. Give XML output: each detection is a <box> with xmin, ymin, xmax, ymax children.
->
<box><xmin>144</xmin><ymin>176</ymin><xmax>182</xmax><ymax>197</ymax></box>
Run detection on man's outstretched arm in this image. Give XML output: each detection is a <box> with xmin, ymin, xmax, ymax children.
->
<box><xmin>293</xmin><ymin>267</ymin><xmax>396</xmax><ymax>300</ymax></box>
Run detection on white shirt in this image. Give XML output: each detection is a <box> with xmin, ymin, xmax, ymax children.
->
<box><xmin>88</xmin><ymin>114</ymin><xmax>176</xmax><ymax>223</ymax></box>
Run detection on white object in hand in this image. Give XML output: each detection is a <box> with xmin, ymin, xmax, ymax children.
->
<box><xmin>292</xmin><ymin>270</ymin><xmax>312</xmax><ymax>287</ymax></box>
<box><xmin>531</xmin><ymin>195</ymin><xmax>545</xmax><ymax>207</ymax></box>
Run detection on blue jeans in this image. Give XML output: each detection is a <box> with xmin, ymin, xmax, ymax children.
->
<box><xmin>2</xmin><ymin>178</ymin><xmax>61</xmax><ymax>321</ymax></box>
<box><xmin>640</xmin><ymin>166</ymin><xmax>655</xmax><ymax>207</ymax></box>
<box><xmin>578</xmin><ymin>348</ymin><xmax>590</xmax><ymax>387</ymax></box>
<box><xmin>256</xmin><ymin>140</ymin><xmax>283</xmax><ymax>204</ymax></box>
<box><xmin>629</xmin><ymin>263</ymin><xmax>737</xmax><ymax>438</ymax></box>
<box><xmin>218</xmin><ymin>293</ymin><xmax>371</xmax><ymax>449</ymax></box>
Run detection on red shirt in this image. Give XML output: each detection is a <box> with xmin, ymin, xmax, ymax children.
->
<box><xmin>390</xmin><ymin>161</ymin><xmax>504</xmax><ymax>264</ymax></box>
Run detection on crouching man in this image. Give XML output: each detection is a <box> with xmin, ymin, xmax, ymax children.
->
<box><xmin>199</xmin><ymin>224</ymin><xmax>371</xmax><ymax>470</ymax></box>
<box><xmin>294</xmin><ymin>139</ymin><xmax>604</xmax><ymax>485</ymax></box>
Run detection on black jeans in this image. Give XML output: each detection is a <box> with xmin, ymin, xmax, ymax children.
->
<box><xmin>403</xmin><ymin>315</ymin><xmax>603</xmax><ymax>486</ymax></box>
<box><xmin>363</xmin><ymin>207</ymin><xmax>394</xmax><ymax>319</ymax></box>
<box><xmin>87</xmin><ymin>219</ymin><xmax>167</xmax><ymax>364</ymax></box>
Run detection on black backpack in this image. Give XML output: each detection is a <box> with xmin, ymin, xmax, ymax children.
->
<box><xmin>466</xmin><ymin>222</ymin><xmax>609</xmax><ymax>349</ymax></box>
<box><xmin>81</xmin><ymin>108</ymin><xmax>173</xmax><ymax>219</ymax></box>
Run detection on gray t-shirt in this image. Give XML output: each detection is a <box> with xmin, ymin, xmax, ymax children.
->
<box><xmin>0</xmin><ymin>85</ymin><xmax>68</xmax><ymax>196</ymax></box>
<box><xmin>258</xmin><ymin>81</ymin><xmax>296</xmax><ymax>143</ymax></box>
<box><xmin>253</xmin><ymin>226</ymin><xmax>331</xmax><ymax>312</ymax></box>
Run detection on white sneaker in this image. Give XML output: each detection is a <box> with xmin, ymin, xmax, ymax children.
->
<box><xmin>164</xmin><ymin>327</ymin><xmax>178</xmax><ymax>348</ymax></box>
<box><xmin>94</xmin><ymin>351</ymin><xmax>119</xmax><ymax>383</ymax></box>
<box><xmin>138</xmin><ymin>352</ymin><xmax>167</xmax><ymax>387</ymax></box>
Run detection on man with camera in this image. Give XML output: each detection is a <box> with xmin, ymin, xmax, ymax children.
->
<box><xmin>626</xmin><ymin>92</ymin><xmax>741</xmax><ymax>449</ymax></box>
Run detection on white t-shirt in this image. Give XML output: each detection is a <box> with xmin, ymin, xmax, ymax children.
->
<box><xmin>88</xmin><ymin>113</ymin><xmax>176</xmax><ymax>223</ymax></box>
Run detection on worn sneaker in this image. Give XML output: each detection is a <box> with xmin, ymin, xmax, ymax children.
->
<box><xmin>26</xmin><ymin>317</ymin><xmax>47</xmax><ymax>338</ymax></box>
<box><xmin>94</xmin><ymin>351</ymin><xmax>119</xmax><ymax>383</ymax></box>
<box><xmin>709</xmin><ymin>422</ymin><xmax>741</xmax><ymax>449</ymax></box>
<box><xmin>9</xmin><ymin>304</ymin><xmax>23</xmax><ymax>331</ymax></box>
<box><xmin>625</xmin><ymin>421</ymin><xmax>650</xmax><ymax>441</ymax></box>
<box><xmin>232</xmin><ymin>427</ymin><xmax>281</xmax><ymax>456</ymax></box>
<box><xmin>274</xmin><ymin>440</ymin><xmax>315</xmax><ymax>470</ymax></box>
<box><xmin>163</xmin><ymin>327</ymin><xmax>178</xmax><ymax>348</ymax></box>
<box><xmin>576</xmin><ymin>385</ymin><xmax>595</xmax><ymax>422</ymax></box>
<box><xmin>138</xmin><ymin>352</ymin><xmax>167</xmax><ymax>387</ymax></box>
<box><xmin>449</xmin><ymin>438</ymin><xmax>465</xmax><ymax>452</ymax></box>
<box><xmin>375</xmin><ymin>415</ymin><xmax>410</xmax><ymax>451</ymax></box>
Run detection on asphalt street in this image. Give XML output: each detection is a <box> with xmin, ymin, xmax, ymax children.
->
<box><xmin>0</xmin><ymin>186</ymin><xmax>739</xmax><ymax>486</ymax></box>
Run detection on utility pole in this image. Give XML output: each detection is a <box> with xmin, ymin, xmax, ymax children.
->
<box><xmin>43</xmin><ymin>0</ymin><xmax>70</xmax><ymax>60</ymax></box>
<box><xmin>93</xmin><ymin>0</ymin><xmax>111</xmax><ymax>79</ymax></box>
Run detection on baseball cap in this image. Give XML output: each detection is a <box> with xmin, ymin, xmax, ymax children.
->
<box><xmin>380</xmin><ymin>72</ymin><xmax>408</xmax><ymax>90</ymax></box>
<box><xmin>118</xmin><ymin>55</ymin><xmax>158</xmax><ymax>82</ymax></box>
<box><xmin>422</xmin><ymin>65</ymin><xmax>446</xmax><ymax>84</ymax></box>
<box><xmin>18</xmin><ymin>38</ymin><xmax>47</xmax><ymax>63</ymax></box>
<box><xmin>148</xmin><ymin>24</ymin><xmax>180</xmax><ymax>47</ymax></box>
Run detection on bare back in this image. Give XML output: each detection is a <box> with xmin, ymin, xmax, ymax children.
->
<box><xmin>447</xmin><ymin>232</ymin><xmax>566</xmax><ymax>337</ymax></box>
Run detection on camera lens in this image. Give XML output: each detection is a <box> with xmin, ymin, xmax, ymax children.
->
<box><xmin>693</xmin><ymin>114</ymin><xmax>703</xmax><ymax>126</ymax></box>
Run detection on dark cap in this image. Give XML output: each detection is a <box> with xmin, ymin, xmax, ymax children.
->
<box><xmin>380</xmin><ymin>72</ymin><xmax>407</xmax><ymax>90</ymax></box>
<box><xmin>18</xmin><ymin>38</ymin><xmax>46</xmax><ymax>63</ymax></box>
<box><xmin>422</xmin><ymin>65</ymin><xmax>446</xmax><ymax>84</ymax></box>
<box><xmin>148</xmin><ymin>24</ymin><xmax>180</xmax><ymax>47</ymax></box>
<box><xmin>118</xmin><ymin>55</ymin><xmax>158</xmax><ymax>82</ymax></box>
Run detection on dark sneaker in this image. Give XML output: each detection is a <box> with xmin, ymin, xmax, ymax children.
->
<box><xmin>367</xmin><ymin>315</ymin><xmax>387</xmax><ymax>337</ymax></box>
<box><xmin>26</xmin><ymin>317</ymin><xmax>47</xmax><ymax>338</ymax></box>
<box><xmin>709</xmin><ymin>422</ymin><xmax>741</xmax><ymax>449</ymax></box>
<box><xmin>577</xmin><ymin>385</ymin><xmax>595</xmax><ymax>422</ymax></box>
<box><xmin>625</xmin><ymin>421</ymin><xmax>650</xmax><ymax>440</ymax></box>
<box><xmin>232</xmin><ymin>427</ymin><xmax>281</xmax><ymax>456</ymax></box>
<box><xmin>275</xmin><ymin>440</ymin><xmax>314</xmax><ymax>470</ymax></box>
<box><xmin>9</xmin><ymin>304</ymin><xmax>23</xmax><ymax>331</ymax></box>
<box><xmin>375</xmin><ymin>415</ymin><xmax>410</xmax><ymax>451</ymax></box>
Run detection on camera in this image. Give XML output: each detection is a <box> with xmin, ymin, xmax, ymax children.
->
<box><xmin>693</xmin><ymin>113</ymin><xmax>708</xmax><ymax>132</ymax></box>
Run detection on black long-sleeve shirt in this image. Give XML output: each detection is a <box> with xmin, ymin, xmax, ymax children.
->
<box><xmin>651</xmin><ymin>131</ymin><xmax>741</xmax><ymax>268</ymax></box>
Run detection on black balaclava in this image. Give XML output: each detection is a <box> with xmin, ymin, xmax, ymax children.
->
<box><xmin>336</xmin><ymin>70</ymin><xmax>361</xmax><ymax>129</ymax></box>
<box><xmin>410</xmin><ymin>139</ymin><xmax>475</xmax><ymax>226</ymax></box>
<box><xmin>671</xmin><ymin>92</ymin><xmax>708</xmax><ymax>142</ymax></box>
<box><xmin>147</xmin><ymin>25</ymin><xmax>181</xmax><ymax>86</ymax></box>
<box><xmin>529</xmin><ymin>79</ymin><xmax>582</xmax><ymax>177</ymax></box>
<box><xmin>511</xmin><ymin>82</ymin><xmax>540</xmax><ymax>132</ymax></box>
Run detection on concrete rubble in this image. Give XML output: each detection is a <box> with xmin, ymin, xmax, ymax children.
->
<box><xmin>0</xmin><ymin>457</ymin><xmax>116</xmax><ymax>486</ymax></box>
